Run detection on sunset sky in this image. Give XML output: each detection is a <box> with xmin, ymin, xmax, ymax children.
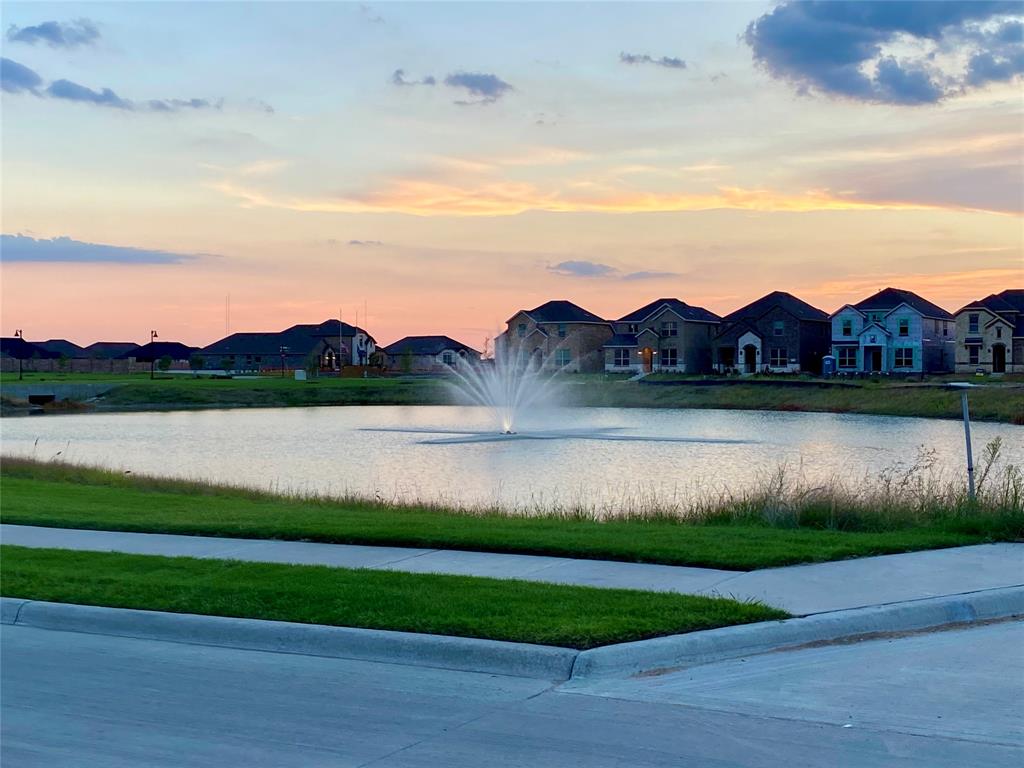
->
<box><xmin>2</xmin><ymin>1</ymin><xmax>1022</xmax><ymax>348</ymax></box>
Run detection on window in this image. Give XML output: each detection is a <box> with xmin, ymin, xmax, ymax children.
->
<box><xmin>842</xmin><ymin>319</ymin><xmax>853</xmax><ymax>337</ymax></box>
<box><xmin>969</xmin><ymin>313</ymin><xmax>979</xmax><ymax>333</ymax></box>
<box><xmin>517</xmin><ymin>323</ymin><xmax>526</xmax><ymax>338</ymax></box>
<box><xmin>838</xmin><ymin>347</ymin><xmax>857</xmax><ymax>368</ymax></box>
<box><xmin>555</xmin><ymin>349</ymin><xmax>571</xmax><ymax>367</ymax></box>
<box><xmin>943</xmin><ymin>323</ymin><xmax>949</xmax><ymax>337</ymax></box>
<box><xmin>773</xmin><ymin>321</ymin><xmax>784</xmax><ymax>337</ymax></box>
<box><xmin>613</xmin><ymin>348</ymin><xmax>630</xmax><ymax>367</ymax></box>
<box><xmin>557</xmin><ymin>323</ymin><xmax>567</xmax><ymax>338</ymax></box>
<box><xmin>661</xmin><ymin>348</ymin><xmax>678</xmax><ymax>367</ymax></box>
<box><xmin>969</xmin><ymin>346</ymin><xmax>979</xmax><ymax>366</ymax></box>
<box><xmin>441</xmin><ymin>351</ymin><xmax>455</xmax><ymax>366</ymax></box>
<box><xmin>898</xmin><ymin>318</ymin><xmax>909</xmax><ymax>337</ymax></box>
<box><xmin>769</xmin><ymin>347</ymin><xmax>788</xmax><ymax>367</ymax></box>
<box><xmin>996</xmin><ymin>326</ymin><xmax>1003</xmax><ymax>339</ymax></box>
<box><xmin>661</xmin><ymin>321</ymin><xmax>678</xmax><ymax>337</ymax></box>
<box><xmin>894</xmin><ymin>348</ymin><xmax>913</xmax><ymax>368</ymax></box>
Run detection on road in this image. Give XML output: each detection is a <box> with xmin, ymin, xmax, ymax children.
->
<box><xmin>3</xmin><ymin>620</ymin><xmax>1021</xmax><ymax>767</ymax></box>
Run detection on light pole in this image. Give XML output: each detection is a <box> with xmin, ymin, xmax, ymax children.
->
<box><xmin>14</xmin><ymin>329</ymin><xmax>23</xmax><ymax>380</ymax></box>
<box><xmin>950</xmin><ymin>382</ymin><xmax>977</xmax><ymax>501</ymax></box>
<box><xmin>150</xmin><ymin>330</ymin><xmax>159</xmax><ymax>379</ymax></box>
<box><xmin>279</xmin><ymin>346</ymin><xmax>289</xmax><ymax>378</ymax></box>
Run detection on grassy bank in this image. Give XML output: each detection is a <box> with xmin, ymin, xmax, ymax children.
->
<box><xmin>2</xmin><ymin>371</ymin><xmax>1021</xmax><ymax>422</ymax></box>
<box><xmin>3</xmin><ymin>459</ymin><xmax>1020</xmax><ymax>570</ymax></box>
<box><xmin>0</xmin><ymin>546</ymin><xmax>786</xmax><ymax>648</ymax></box>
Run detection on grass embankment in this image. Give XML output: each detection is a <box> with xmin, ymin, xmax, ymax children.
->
<box><xmin>0</xmin><ymin>546</ymin><xmax>785</xmax><ymax>648</ymax></box>
<box><xmin>3</xmin><ymin>459</ymin><xmax>1020</xmax><ymax>570</ymax></box>
<box><xmin>3</xmin><ymin>371</ymin><xmax>1022</xmax><ymax>422</ymax></box>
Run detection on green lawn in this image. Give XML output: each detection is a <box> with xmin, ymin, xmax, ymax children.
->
<box><xmin>3</xmin><ymin>460</ymin><xmax>1017</xmax><ymax>570</ymax></box>
<box><xmin>0</xmin><ymin>546</ymin><xmax>787</xmax><ymax>649</ymax></box>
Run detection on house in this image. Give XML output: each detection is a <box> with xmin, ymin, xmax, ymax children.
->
<box><xmin>0</xmin><ymin>337</ymin><xmax>60</xmax><ymax>361</ymax></box>
<box><xmin>712</xmin><ymin>291</ymin><xmax>830</xmax><ymax>374</ymax></box>
<box><xmin>830</xmin><ymin>288</ymin><xmax>954</xmax><ymax>374</ymax></box>
<box><xmin>383</xmin><ymin>336</ymin><xmax>481</xmax><ymax>373</ymax></box>
<box><xmin>954</xmin><ymin>289</ymin><xmax>1024</xmax><ymax>374</ymax></box>
<box><xmin>604</xmin><ymin>298</ymin><xmax>720</xmax><ymax>373</ymax></box>
<box><xmin>120</xmin><ymin>341</ymin><xmax>201</xmax><ymax>364</ymax></box>
<box><xmin>83</xmin><ymin>342</ymin><xmax>140</xmax><ymax>359</ymax></box>
<box><xmin>201</xmin><ymin>319</ymin><xmax>375</xmax><ymax>372</ymax></box>
<box><xmin>500</xmin><ymin>300</ymin><xmax>612</xmax><ymax>372</ymax></box>
<box><xmin>35</xmin><ymin>339</ymin><xmax>87</xmax><ymax>359</ymax></box>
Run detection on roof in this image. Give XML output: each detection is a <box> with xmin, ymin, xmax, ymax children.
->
<box><xmin>283</xmin><ymin>319</ymin><xmax>375</xmax><ymax>344</ymax></box>
<box><xmin>516</xmin><ymin>300</ymin><xmax>607</xmax><ymax>324</ymax></box>
<box><xmin>0</xmin><ymin>337</ymin><xmax>60</xmax><ymax>360</ymax></box>
<box><xmin>202</xmin><ymin>319</ymin><xmax>374</xmax><ymax>358</ymax></box>
<box><xmin>958</xmin><ymin>288</ymin><xmax>1024</xmax><ymax>337</ymax></box>
<box><xmin>723</xmin><ymin>291</ymin><xmax>828</xmax><ymax>323</ymax></box>
<box><xmin>383</xmin><ymin>335</ymin><xmax>480</xmax><ymax>356</ymax></box>
<box><xmin>83</xmin><ymin>342</ymin><xmax>140</xmax><ymax>359</ymax></box>
<box><xmin>603</xmin><ymin>333</ymin><xmax>638</xmax><ymax>348</ymax></box>
<box><xmin>853</xmin><ymin>288</ymin><xmax>952</xmax><ymax>319</ymax></box>
<box><xmin>119</xmin><ymin>341</ymin><xmax>200</xmax><ymax>362</ymax></box>
<box><xmin>34</xmin><ymin>339</ymin><xmax>86</xmax><ymax>357</ymax></box>
<box><xmin>618</xmin><ymin>298</ymin><xmax>720</xmax><ymax>324</ymax></box>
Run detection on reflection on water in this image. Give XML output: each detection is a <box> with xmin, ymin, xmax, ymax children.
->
<box><xmin>2</xmin><ymin>406</ymin><xmax>1020</xmax><ymax>514</ymax></box>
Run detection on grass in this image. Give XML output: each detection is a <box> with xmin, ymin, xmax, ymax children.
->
<box><xmin>3</xmin><ymin>371</ymin><xmax>1021</xmax><ymax>422</ymax></box>
<box><xmin>0</xmin><ymin>545</ymin><xmax>787</xmax><ymax>649</ymax></box>
<box><xmin>3</xmin><ymin>457</ymin><xmax>1020</xmax><ymax>570</ymax></box>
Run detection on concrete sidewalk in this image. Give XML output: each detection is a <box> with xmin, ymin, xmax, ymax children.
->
<box><xmin>3</xmin><ymin>524</ymin><xmax>1022</xmax><ymax>615</ymax></box>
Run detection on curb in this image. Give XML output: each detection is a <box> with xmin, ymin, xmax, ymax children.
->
<box><xmin>570</xmin><ymin>585</ymin><xmax>1024</xmax><ymax>679</ymax></box>
<box><xmin>0</xmin><ymin>598</ymin><xmax>577</xmax><ymax>681</ymax></box>
<box><xmin>4</xmin><ymin>587</ymin><xmax>1021</xmax><ymax>682</ymax></box>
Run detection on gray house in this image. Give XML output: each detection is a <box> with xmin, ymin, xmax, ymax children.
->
<box><xmin>830</xmin><ymin>288</ymin><xmax>954</xmax><ymax>374</ymax></box>
<box><xmin>201</xmin><ymin>319</ymin><xmax>375</xmax><ymax>372</ymax></box>
<box><xmin>384</xmin><ymin>336</ymin><xmax>481</xmax><ymax>373</ymax></box>
<box><xmin>603</xmin><ymin>298</ymin><xmax>720</xmax><ymax>373</ymax></box>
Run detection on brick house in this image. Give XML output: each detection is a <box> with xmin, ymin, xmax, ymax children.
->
<box><xmin>201</xmin><ymin>319</ymin><xmax>376</xmax><ymax>372</ymax></box>
<box><xmin>712</xmin><ymin>291</ymin><xmax>830</xmax><ymax>374</ymax></box>
<box><xmin>954</xmin><ymin>289</ymin><xmax>1024</xmax><ymax>374</ymax></box>
<box><xmin>830</xmin><ymin>288</ymin><xmax>954</xmax><ymax>374</ymax></box>
<box><xmin>603</xmin><ymin>298</ymin><xmax>720</xmax><ymax>374</ymax></box>
<box><xmin>384</xmin><ymin>335</ymin><xmax>482</xmax><ymax>373</ymax></box>
<box><xmin>500</xmin><ymin>300</ymin><xmax>612</xmax><ymax>372</ymax></box>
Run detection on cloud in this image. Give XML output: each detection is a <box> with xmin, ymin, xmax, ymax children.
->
<box><xmin>1</xmin><ymin>234</ymin><xmax>202</xmax><ymax>264</ymax></box>
<box><xmin>391</xmin><ymin>69</ymin><xmax>436</xmax><ymax>87</ymax></box>
<box><xmin>1</xmin><ymin>58</ymin><xmax>43</xmax><ymax>94</ymax></box>
<box><xmin>443</xmin><ymin>71</ymin><xmax>513</xmax><ymax>104</ymax></box>
<box><xmin>3</xmin><ymin>61</ymin><xmax>227</xmax><ymax>113</ymax></box>
<box><xmin>348</xmin><ymin>239</ymin><xmax>384</xmax><ymax>246</ymax></box>
<box><xmin>620</xmin><ymin>52</ymin><xmax>687</xmax><ymax>70</ymax></box>
<box><xmin>744</xmin><ymin>1</ymin><xmax>1024</xmax><ymax>104</ymax></box>
<box><xmin>358</xmin><ymin>4</ymin><xmax>385</xmax><ymax>24</ymax></box>
<box><xmin>6</xmin><ymin>18</ymin><xmax>99</xmax><ymax>48</ymax></box>
<box><xmin>547</xmin><ymin>260</ymin><xmax>680</xmax><ymax>281</ymax></box>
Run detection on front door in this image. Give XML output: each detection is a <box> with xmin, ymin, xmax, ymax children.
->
<box><xmin>993</xmin><ymin>344</ymin><xmax>1006</xmax><ymax>373</ymax></box>
<box><xmin>864</xmin><ymin>346</ymin><xmax>882</xmax><ymax>372</ymax></box>
<box><xmin>719</xmin><ymin>347</ymin><xmax>735</xmax><ymax>370</ymax></box>
<box><xmin>641</xmin><ymin>347</ymin><xmax>653</xmax><ymax>373</ymax></box>
<box><xmin>743</xmin><ymin>344</ymin><xmax>757</xmax><ymax>373</ymax></box>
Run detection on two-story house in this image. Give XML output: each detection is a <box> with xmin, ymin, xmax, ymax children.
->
<box><xmin>711</xmin><ymin>291</ymin><xmax>830</xmax><ymax>374</ymax></box>
<box><xmin>501</xmin><ymin>300</ymin><xmax>612</xmax><ymax>372</ymax></box>
<box><xmin>603</xmin><ymin>298</ymin><xmax>720</xmax><ymax>374</ymax></box>
<box><xmin>954</xmin><ymin>289</ymin><xmax>1024</xmax><ymax>374</ymax></box>
<box><xmin>830</xmin><ymin>288</ymin><xmax>954</xmax><ymax>374</ymax></box>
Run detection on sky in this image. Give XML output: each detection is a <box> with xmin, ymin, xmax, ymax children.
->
<box><xmin>1</xmin><ymin>1</ymin><xmax>1022</xmax><ymax>348</ymax></box>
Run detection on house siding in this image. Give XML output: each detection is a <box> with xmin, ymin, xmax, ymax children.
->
<box><xmin>604</xmin><ymin>307</ymin><xmax>717</xmax><ymax>373</ymax></box>
<box><xmin>501</xmin><ymin>312</ymin><xmax>611</xmax><ymax>373</ymax></box>
<box><xmin>830</xmin><ymin>304</ymin><xmax>953</xmax><ymax>374</ymax></box>
<box><xmin>713</xmin><ymin>308</ymin><xmax>829</xmax><ymax>374</ymax></box>
<box><xmin>954</xmin><ymin>309</ymin><xmax>1021</xmax><ymax>373</ymax></box>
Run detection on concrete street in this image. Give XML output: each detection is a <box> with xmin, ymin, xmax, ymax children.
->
<box><xmin>5</xmin><ymin>524</ymin><xmax>1023</xmax><ymax>614</ymax></box>
<box><xmin>3</xmin><ymin>620</ymin><xmax>1021</xmax><ymax>767</ymax></box>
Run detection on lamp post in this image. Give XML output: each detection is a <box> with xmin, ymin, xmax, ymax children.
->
<box><xmin>950</xmin><ymin>383</ymin><xmax>977</xmax><ymax>501</ymax></box>
<box><xmin>14</xmin><ymin>329</ymin><xmax>23</xmax><ymax>380</ymax></box>
<box><xmin>279</xmin><ymin>345</ymin><xmax>289</xmax><ymax>378</ymax></box>
<box><xmin>150</xmin><ymin>330</ymin><xmax>159</xmax><ymax>380</ymax></box>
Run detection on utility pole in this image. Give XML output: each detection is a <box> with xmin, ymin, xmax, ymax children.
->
<box><xmin>149</xmin><ymin>330</ymin><xmax>159</xmax><ymax>380</ymax></box>
<box><xmin>279</xmin><ymin>345</ymin><xmax>289</xmax><ymax>378</ymax></box>
<box><xmin>14</xmin><ymin>329</ymin><xmax>23</xmax><ymax>380</ymax></box>
<box><xmin>951</xmin><ymin>383</ymin><xmax>976</xmax><ymax>500</ymax></box>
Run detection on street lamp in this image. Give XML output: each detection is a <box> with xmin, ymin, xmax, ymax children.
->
<box><xmin>150</xmin><ymin>330</ymin><xmax>159</xmax><ymax>380</ymax></box>
<box><xmin>950</xmin><ymin>382</ymin><xmax>978</xmax><ymax>501</ymax></box>
<box><xmin>279</xmin><ymin>345</ymin><xmax>289</xmax><ymax>378</ymax></box>
<box><xmin>14</xmin><ymin>329</ymin><xmax>23</xmax><ymax>380</ymax></box>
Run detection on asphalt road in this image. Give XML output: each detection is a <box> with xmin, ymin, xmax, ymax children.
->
<box><xmin>3</xmin><ymin>621</ymin><xmax>1021</xmax><ymax>767</ymax></box>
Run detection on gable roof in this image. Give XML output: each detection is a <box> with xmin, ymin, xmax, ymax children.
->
<box><xmin>853</xmin><ymin>287</ymin><xmax>952</xmax><ymax>319</ymax></box>
<box><xmin>959</xmin><ymin>288</ymin><xmax>1024</xmax><ymax>337</ymax></box>
<box><xmin>201</xmin><ymin>320</ymin><xmax>374</xmax><ymax>358</ymax></box>
<box><xmin>0</xmin><ymin>337</ymin><xmax>61</xmax><ymax>360</ymax></box>
<box><xmin>283</xmin><ymin>319</ymin><xmax>375</xmax><ymax>343</ymax></box>
<box><xmin>119</xmin><ymin>341</ymin><xmax>200</xmax><ymax>361</ymax></box>
<box><xmin>83</xmin><ymin>341</ymin><xmax>140</xmax><ymax>359</ymax></box>
<box><xmin>515</xmin><ymin>300</ymin><xmax>607</xmax><ymax>324</ymax></box>
<box><xmin>34</xmin><ymin>339</ymin><xmax>87</xmax><ymax>357</ymax></box>
<box><xmin>618</xmin><ymin>298</ymin><xmax>720</xmax><ymax>324</ymax></box>
<box><xmin>723</xmin><ymin>291</ymin><xmax>828</xmax><ymax>323</ymax></box>
<box><xmin>383</xmin><ymin>335</ymin><xmax>480</xmax><ymax>356</ymax></box>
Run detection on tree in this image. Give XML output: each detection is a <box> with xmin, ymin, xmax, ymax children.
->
<box><xmin>400</xmin><ymin>349</ymin><xmax>413</xmax><ymax>374</ymax></box>
<box><xmin>221</xmin><ymin>355</ymin><xmax>235</xmax><ymax>373</ymax></box>
<box><xmin>157</xmin><ymin>355</ymin><xmax>173</xmax><ymax>374</ymax></box>
<box><xmin>190</xmin><ymin>355</ymin><xmax>205</xmax><ymax>373</ymax></box>
<box><xmin>57</xmin><ymin>353</ymin><xmax>70</xmax><ymax>373</ymax></box>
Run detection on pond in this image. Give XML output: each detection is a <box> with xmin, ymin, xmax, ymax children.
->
<box><xmin>2</xmin><ymin>406</ymin><xmax>1020</xmax><ymax>514</ymax></box>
